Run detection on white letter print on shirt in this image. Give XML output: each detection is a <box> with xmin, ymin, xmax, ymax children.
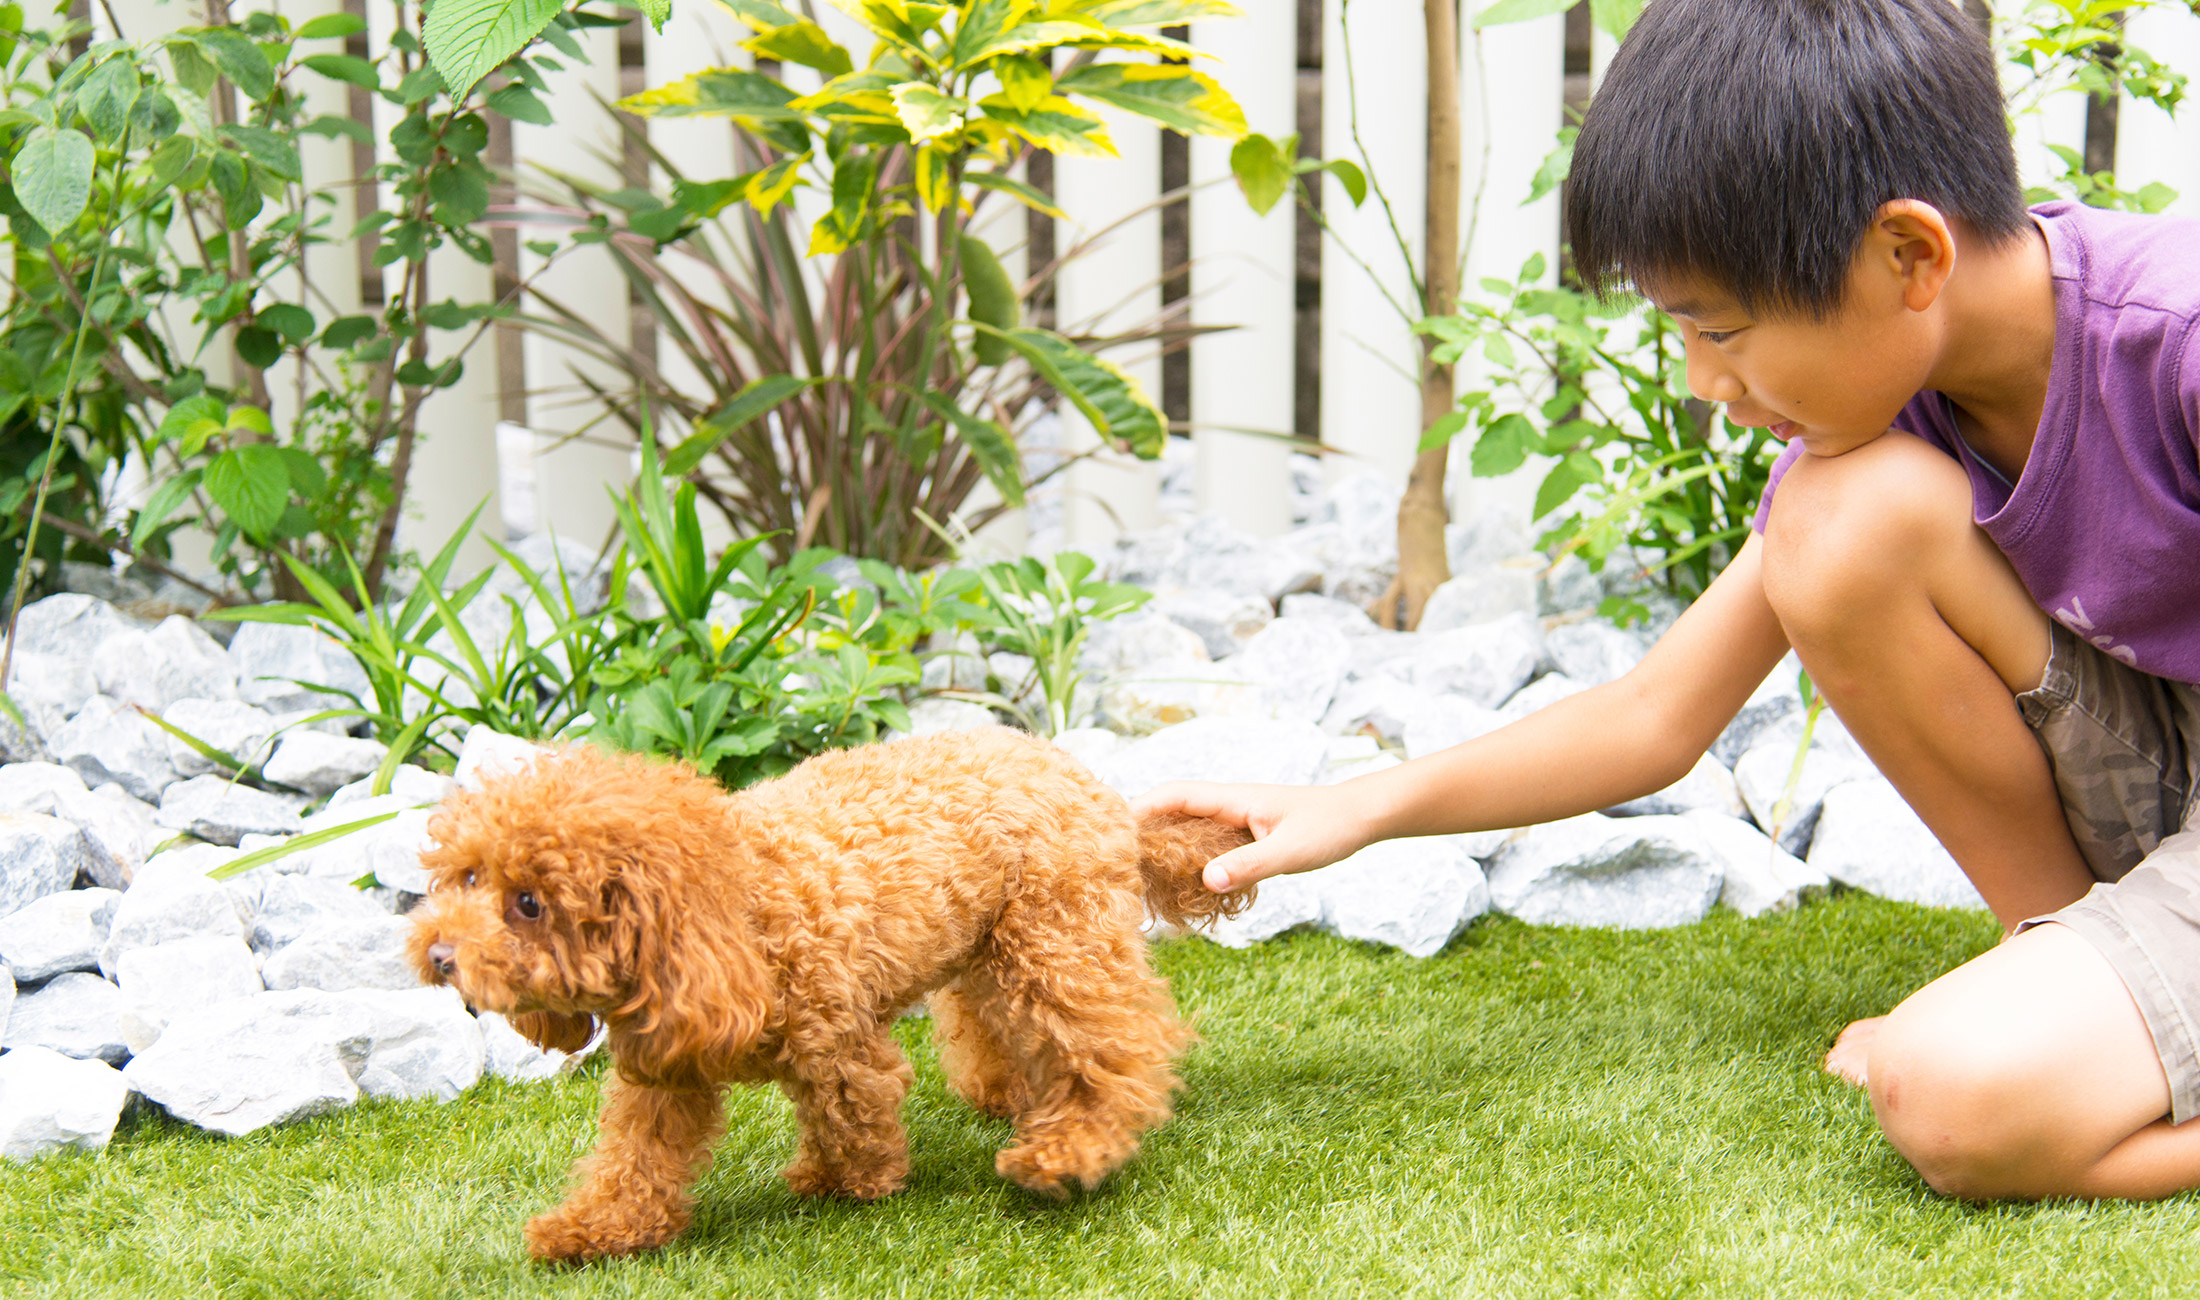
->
<box><xmin>2054</xmin><ymin>597</ymin><xmax>2142</xmax><ymax>667</ymax></box>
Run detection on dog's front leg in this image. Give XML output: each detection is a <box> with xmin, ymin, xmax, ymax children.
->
<box><xmin>778</xmin><ymin>1029</ymin><xmax>915</xmax><ymax>1201</ymax></box>
<box><xmin>525</xmin><ymin>1074</ymin><xmax>727</xmax><ymax>1264</ymax></box>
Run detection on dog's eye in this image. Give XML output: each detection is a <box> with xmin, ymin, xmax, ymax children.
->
<box><xmin>462</xmin><ymin>870</ymin><xmax>476</xmax><ymax>888</ymax></box>
<box><xmin>513</xmin><ymin>890</ymin><xmax>542</xmax><ymax>920</ymax></box>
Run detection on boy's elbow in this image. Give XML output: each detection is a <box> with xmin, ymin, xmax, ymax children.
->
<box><xmin>1602</xmin><ymin>668</ymin><xmax>1721</xmax><ymax>791</ymax></box>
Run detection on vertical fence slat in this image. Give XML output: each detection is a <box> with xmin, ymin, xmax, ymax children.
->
<box><xmin>1188</xmin><ymin>5</ymin><xmax>1297</xmax><ymax>538</ymax></box>
<box><xmin>2117</xmin><ymin>4</ymin><xmax>2200</xmax><ymax>217</ymax></box>
<box><xmin>1054</xmin><ymin>114</ymin><xmax>1166</xmax><ymax>548</ymax></box>
<box><xmin>1453</xmin><ymin>12</ymin><xmax>1564</xmax><ymax>532</ymax></box>
<box><xmin>1319</xmin><ymin>0</ymin><xmax>1426</xmax><ymax>490</ymax></box>
<box><xmin>507</xmin><ymin>25</ymin><xmax>631</xmax><ymax>551</ymax></box>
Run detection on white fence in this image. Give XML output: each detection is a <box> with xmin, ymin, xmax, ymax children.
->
<box><xmin>93</xmin><ymin>0</ymin><xmax>2200</xmax><ymax>574</ymax></box>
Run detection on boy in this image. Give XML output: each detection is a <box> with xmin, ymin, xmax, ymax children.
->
<box><xmin>1135</xmin><ymin>0</ymin><xmax>2200</xmax><ymax>1201</ymax></box>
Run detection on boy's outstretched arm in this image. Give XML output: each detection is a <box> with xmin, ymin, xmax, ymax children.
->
<box><xmin>1135</xmin><ymin>535</ymin><xmax>1794</xmax><ymax>892</ymax></box>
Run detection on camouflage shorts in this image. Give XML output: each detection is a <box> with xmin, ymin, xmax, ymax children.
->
<box><xmin>2015</xmin><ymin>622</ymin><xmax>2200</xmax><ymax>1120</ymax></box>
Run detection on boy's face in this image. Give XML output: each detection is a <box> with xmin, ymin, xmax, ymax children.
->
<box><xmin>1648</xmin><ymin>258</ymin><xmax>1939</xmax><ymax>460</ymax></box>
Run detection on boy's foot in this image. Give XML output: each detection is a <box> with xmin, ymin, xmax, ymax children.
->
<box><xmin>1824</xmin><ymin>1016</ymin><xmax>1883</xmax><ymax>1087</ymax></box>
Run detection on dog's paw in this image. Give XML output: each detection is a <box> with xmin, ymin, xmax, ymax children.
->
<box><xmin>997</xmin><ymin>1130</ymin><xmax>1133</xmax><ymax>1200</ymax></box>
<box><xmin>524</xmin><ymin>1201</ymin><xmax>684</xmax><ymax>1265</ymax></box>
<box><xmin>781</xmin><ymin>1155</ymin><xmax>906</xmax><ymax>1201</ymax></box>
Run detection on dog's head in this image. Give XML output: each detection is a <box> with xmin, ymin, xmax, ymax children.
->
<box><xmin>407</xmin><ymin>744</ymin><xmax>772</xmax><ymax>1087</ymax></box>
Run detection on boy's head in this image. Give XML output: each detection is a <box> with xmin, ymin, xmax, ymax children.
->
<box><xmin>1565</xmin><ymin>0</ymin><xmax>2029</xmax><ymax>320</ymax></box>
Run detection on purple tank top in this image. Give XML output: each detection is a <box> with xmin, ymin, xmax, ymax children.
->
<box><xmin>1752</xmin><ymin>201</ymin><xmax>2200</xmax><ymax>684</ymax></box>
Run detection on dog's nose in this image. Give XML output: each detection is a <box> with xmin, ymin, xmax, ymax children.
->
<box><xmin>427</xmin><ymin>942</ymin><xmax>457</xmax><ymax>977</ymax></box>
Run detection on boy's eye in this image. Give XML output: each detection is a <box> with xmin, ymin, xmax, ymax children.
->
<box><xmin>1697</xmin><ymin>328</ymin><xmax>1738</xmax><ymax>345</ymax></box>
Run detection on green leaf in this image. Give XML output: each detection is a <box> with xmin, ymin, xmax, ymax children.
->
<box><xmin>1588</xmin><ymin>0</ymin><xmax>1645</xmax><ymax>39</ymax></box>
<box><xmin>1416</xmin><ymin>409</ymin><xmax>1469</xmax><ymax>455</ymax></box>
<box><xmin>73</xmin><ymin>55</ymin><xmax>138</xmax><ymax>144</ymax></box>
<box><xmin>984</xmin><ymin>327</ymin><xmax>1165</xmax><ymax>457</ymax></box>
<box><xmin>665</xmin><ymin>375</ymin><xmax>821</xmax><ymax>475</ymax></box>
<box><xmin>421</xmin><ymin>0</ymin><xmax>564</xmax><ymax>101</ymax></box>
<box><xmin>977</xmin><ymin>94</ymin><xmax>1115</xmax><ymax>158</ymax></box>
<box><xmin>1311</xmin><ymin>157</ymin><xmax>1366</xmax><ymax>206</ymax></box>
<box><xmin>889</xmin><ymin>82</ymin><xmax>968</xmax><ymax>142</ymax></box>
<box><xmin>301</xmin><ymin>52</ymin><xmax>378</xmax><ymax>88</ymax></box>
<box><xmin>155</xmin><ymin>393</ymin><xmax>225</xmax><ymax>451</ymax></box>
<box><xmin>994</xmin><ymin>53</ymin><xmax>1051</xmax><ymax>111</ymax></box>
<box><xmin>711</xmin><ymin>0</ymin><xmax>802</xmax><ymax>31</ymax></box>
<box><xmin>742</xmin><ymin>20</ymin><xmax>852</xmax><ymax>76</ymax></box>
<box><xmin>1469</xmin><ymin>412</ymin><xmax>1534</xmax><ymax>477</ymax></box>
<box><xmin>1533</xmin><ymin>450</ymin><xmax>1601</xmax><ymax>520</ymax></box>
<box><xmin>218</xmin><ymin>123</ymin><xmax>301</xmax><ymax>180</ymax></box>
<box><xmin>1083</xmin><ymin>0</ymin><xmax>1241</xmax><ymax>24</ymax></box>
<box><xmin>1229</xmin><ymin>132</ymin><xmax>1291</xmax><ymax>215</ymax></box>
<box><xmin>321</xmin><ymin>314</ymin><xmax>378</xmax><ymax>349</ymax></box>
<box><xmin>236</xmin><ymin>325</ymin><xmax>282</xmax><ymax>367</ymax></box>
<box><xmin>1055</xmin><ymin>62</ymin><xmax>1246</xmax><ymax>137</ymax></box>
<box><xmin>186</xmin><ymin>27</ymin><xmax>274</xmax><ymax>101</ymax></box>
<box><xmin>620</xmin><ymin>66</ymin><xmax>803</xmax><ymax>121</ymax></box>
<box><xmin>205</xmin><ymin>443</ymin><xmax>291</xmax><ymax>539</ymax></box>
<box><xmin>485</xmin><ymin>83</ymin><xmax>553</xmax><ymax>124</ymax></box>
<box><xmin>259</xmin><ymin>302</ymin><xmax>316</xmax><ymax>342</ymax></box>
<box><xmin>296</xmin><ymin>13</ymin><xmax>367</xmax><ymax>39</ymax></box>
<box><xmin>634</xmin><ymin>0</ymin><xmax>670</xmax><ymax>30</ymax></box>
<box><xmin>131</xmin><ymin>468</ymin><xmax>203</xmax><ymax>547</ymax></box>
<box><xmin>917</xmin><ymin>393</ymin><xmax>1023</xmax><ymax>507</ymax></box>
<box><xmin>962</xmin><ymin>169</ymin><xmax>1066</xmax><ymax>218</ymax></box>
<box><xmin>11</xmin><ymin>127</ymin><xmax>94</xmax><ymax>236</ymax></box>
<box><xmin>208</xmin><ymin>810</ymin><xmax>403</xmax><ymax>881</ymax></box>
<box><xmin>1474</xmin><ymin>0</ymin><xmax>1575</xmax><ymax>27</ymax></box>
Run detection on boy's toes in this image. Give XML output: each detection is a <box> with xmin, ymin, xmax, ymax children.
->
<box><xmin>1824</xmin><ymin>1015</ymin><xmax>1885</xmax><ymax>1088</ymax></box>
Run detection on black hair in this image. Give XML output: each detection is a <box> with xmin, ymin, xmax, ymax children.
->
<box><xmin>1564</xmin><ymin>0</ymin><xmax>2030</xmax><ymax>318</ymax></box>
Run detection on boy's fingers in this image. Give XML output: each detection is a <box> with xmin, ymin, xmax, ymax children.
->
<box><xmin>1131</xmin><ymin>780</ymin><xmax>1252</xmax><ymax>824</ymax></box>
<box><xmin>1202</xmin><ymin>841</ymin><xmax>1277</xmax><ymax>893</ymax></box>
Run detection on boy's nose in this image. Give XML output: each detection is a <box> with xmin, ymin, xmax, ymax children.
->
<box><xmin>1684</xmin><ymin>354</ymin><xmax>1744</xmax><ymax>405</ymax></box>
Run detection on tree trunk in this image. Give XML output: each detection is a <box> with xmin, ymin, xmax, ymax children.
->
<box><xmin>1374</xmin><ymin>0</ymin><xmax>1462</xmax><ymax>630</ymax></box>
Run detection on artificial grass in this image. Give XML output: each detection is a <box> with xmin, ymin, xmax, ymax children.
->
<box><xmin>6</xmin><ymin>894</ymin><xmax>2197</xmax><ymax>1299</ymax></box>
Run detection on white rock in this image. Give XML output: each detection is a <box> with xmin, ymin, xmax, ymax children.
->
<box><xmin>47</xmin><ymin>695</ymin><xmax>179</xmax><ymax>803</ymax></box>
<box><xmin>919</xmin><ymin>629</ymin><xmax>989</xmax><ymax>693</ymax></box>
<box><xmin>261</xmin><ymin>731</ymin><xmax>389</xmax><ymax>797</ymax></box>
<box><xmin>1</xmin><ymin>652</ymin><xmax>97</xmax><ymax>748</ymax></box>
<box><xmin>1498</xmin><ymin>672</ymin><xmax>1590</xmax><ymax>723</ymax></box>
<box><xmin>0</xmin><ymin>966</ymin><xmax>10</xmax><ymax>1042</ymax></box>
<box><xmin>1149</xmin><ymin>589</ymin><xmax>1274</xmax><ymax>660</ymax></box>
<box><xmin>99</xmin><ymin>858</ymin><xmax>251</xmax><ymax>977</ymax></box>
<box><xmin>159</xmin><ymin>698</ymin><xmax>284</xmax><ymax>779</ymax></box>
<box><xmin>245</xmin><ymin>874</ymin><xmax>392</xmax><ymax>953</ymax></box>
<box><xmin>1079</xmin><ymin>610</ymin><xmax>1210</xmax><ymax>679</ymax></box>
<box><xmin>1808</xmin><ymin>779</ymin><xmax>1987</xmax><ymax>909</ymax></box>
<box><xmin>0</xmin><ymin>1044</ymin><xmax>130</xmax><ymax>1158</ymax></box>
<box><xmin>1605</xmin><ymin>752</ymin><xmax>1749</xmax><ymax>819</ymax></box>
<box><xmin>889</xmin><ymin>699</ymin><xmax>1001</xmax><ymax>738</ymax></box>
<box><xmin>1445</xmin><ymin>515</ymin><xmax>1533</xmax><ymax>578</ymax></box>
<box><xmin>1318</xmin><ymin>734</ymin><xmax>1390</xmax><ymax>783</ymax></box>
<box><xmin>1230</xmin><ymin>618</ymin><xmax>1352</xmax><ymax>725</ymax></box>
<box><xmin>155</xmin><ymin>774</ymin><xmax>307</xmax><ymax>846</ymax></box>
<box><xmin>1112</xmin><ymin>515</ymin><xmax>1323</xmax><ymax>603</ymax></box>
<box><xmin>94</xmin><ymin>616</ymin><xmax>237</xmax><ymax>711</ymax></box>
<box><xmin>479</xmin><ymin>1010</ymin><xmax>586</xmax><ymax>1082</ymax></box>
<box><xmin>1680</xmin><ymin>809</ymin><xmax>1830</xmax><ymax>918</ymax></box>
<box><xmin>1712</xmin><ymin>656</ymin><xmax>1806</xmax><ymax>767</ymax></box>
<box><xmin>1095</xmin><ymin>716</ymin><xmax>1331</xmax><ymax>801</ymax></box>
<box><xmin>1734</xmin><ymin>739</ymin><xmax>1878</xmax><ymax>856</ymax></box>
<box><xmin>1416</xmin><ymin>565</ymin><xmax>1539</xmax><ymax>632</ymax></box>
<box><xmin>326</xmin><ymin>987</ymin><xmax>484</xmax><ymax>1102</ymax></box>
<box><xmin>1485</xmin><ymin>813</ymin><xmax>1725</xmax><ymax>929</ymax></box>
<box><xmin>226</xmin><ymin>621</ymin><xmax>374</xmax><ymax>717</ymax></box>
<box><xmin>1545</xmin><ymin>620</ymin><xmax>1646</xmax><ymax>687</ymax></box>
<box><xmin>1322</xmin><ymin>676</ymin><xmax>1441</xmax><ymax>745</ymax></box>
<box><xmin>1404</xmin><ymin>612</ymin><xmax>1546</xmax><ymax>709</ymax></box>
<box><xmin>0</xmin><ymin>761</ymin><xmax>89</xmax><ymax>811</ymax></box>
<box><xmin>1278</xmin><ymin>592</ymin><xmax>1380</xmax><ymax>636</ymax></box>
<box><xmin>1098</xmin><ymin>657</ymin><xmax>1269</xmax><ymax>733</ymax></box>
<box><xmin>113</xmin><ymin>935</ymin><xmax>263</xmax><ymax>1053</ymax></box>
<box><xmin>1537</xmin><ymin>554</ymin><xmax>1605</xmax><ymax>615</ymax></box>
<box><xmin>1401</xmin><ymin>696</ymin><xmax>1507</xmax><ymax>761</ymax></box>
<box><xmin>122</xmin><ymin>989</ymin><xmax>374</xmax><ymax>1136</ymax></box>
<box><xmin>0</xmin><ymin>812</ymin><xmax>94</xmax><ymax>916</ymax></box>
<box><xmin>1050</xmin><ymin>727</ymin><xmax>1124</xmax><ymax>774</ymax></box>
<box><xmin>65</xmin><ymin>785</ymin><xmax>160</xmax><ymax>890</ymax></box>
<box><xmin>1200</xmin><ymin>872</ymin><xmax>1324</xmax><ymax>949</ymax></box>
<box><xmin>260</xmin><ymin>915</ymin><xmax>422</xmax><ymax>992</ymax></box>
<box><xmin>11</xmin><ymin>594</ymin><xmax>137</xmax><ymax>660</ymax></box>
<box><xmin>2</xmin><ymin>971</ymin><xmax>129</xmax><ymax>1064</ymax></box>
<box><xmin>327</xmin><ymin>765</ymin><xmax>456</xmax><ymax>808</ymax></box>
<box><xmin>452</xmin><ymin>727</ymin><xmax>550</xmax><ymax>792</ymax></box>
<box><xmin>268</xmin><ymin>804</ymin><xmax>438</xmax><ymax>893</ymax></box>
<box><xmin>0</xmin><ymin>887</ymin><xmax>120</xmax><ymax>981</ymax></box>
<box><xmin>494</xmin><ymin>533</ymin><xmax>612</xmax><ymax>613</ymax></box>
<box><xmin>1316</xmin><ymin>836</ymin><xmax>1491</xmax><ymax>957</ymax></box>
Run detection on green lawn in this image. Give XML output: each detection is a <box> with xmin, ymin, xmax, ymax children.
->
<box><xmin>7</xmin><ymin>894</ymin><xmax>2197</xmax><ymax>1299</ymax></box>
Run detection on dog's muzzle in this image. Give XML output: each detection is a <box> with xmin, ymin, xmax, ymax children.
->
<box><xmin>427</xmin><ymin>942</ymin><xmax>457</xmax><ymax>978</ymax></box>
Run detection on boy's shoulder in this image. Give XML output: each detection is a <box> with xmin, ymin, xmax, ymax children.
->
<box><xmin>2033</xmin><ymin>200</ymin><xmax>2200</xmax><ymax>323</ymax></box>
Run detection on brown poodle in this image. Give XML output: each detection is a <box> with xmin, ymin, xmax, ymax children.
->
<box><xmin>406</xmin><ymin>727</ymin><xmax>1254</xmax><ymax>1264</ymax></box>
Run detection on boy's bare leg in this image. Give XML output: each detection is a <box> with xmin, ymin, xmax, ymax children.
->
<box><xmin>1761</xmin><ymin>433</ymin><xmax>2095</xmax><ymax>1082</ymax></box>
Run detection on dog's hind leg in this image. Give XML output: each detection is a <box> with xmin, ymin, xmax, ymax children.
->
<box><xmin>524</xmin><ymin>1076</ymin><xmax>727</xmax><ymax>1264</ymax></box>
<box><xmin>980</xmin><ymin>867</ymin><xmax>1194</xmax><ymax>1198</ymax></box>
<box><xmin>932</xmin><ymin>971</ymin><xmax>1028</xmax><ymax>1119</ymax></box>
<box><xmin>778</xmin><ymin>1027</ymin><xmax>916</xmax><ymax>1201</ymax></box>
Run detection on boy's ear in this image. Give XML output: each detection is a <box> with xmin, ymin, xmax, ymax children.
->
<box><xmin>1869</xmin><ymin>199</ymin><xmax>1958</xmax><ymax>313</ymax></box>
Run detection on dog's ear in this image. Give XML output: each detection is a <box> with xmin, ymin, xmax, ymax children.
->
<box><xmin>509</xmin><ymin>1010</ymin><xmax>599</xmax><ymax>1055</ymax></box>
<box><xmin>606</xmin><ymin>872</ymin><xmax>772</xmax><ymax>1090</ymax></box>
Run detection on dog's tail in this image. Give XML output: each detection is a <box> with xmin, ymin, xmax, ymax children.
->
<box><xmin>1136</xmin><ymin>813</ymin><xmax>1258</xmax><ymax>931</ymax></box>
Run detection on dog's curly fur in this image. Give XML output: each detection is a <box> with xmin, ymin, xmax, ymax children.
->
<box><xmin>406</xmin><ymin>728</ymin><xmax>1254</xmax><ymax>1264</ymax></box>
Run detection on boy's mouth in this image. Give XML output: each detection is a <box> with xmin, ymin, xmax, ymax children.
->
<box><xmin>1770</xmin><ymin>421</ymin><xmax>1799</xmax><ymax>441</ymax></box>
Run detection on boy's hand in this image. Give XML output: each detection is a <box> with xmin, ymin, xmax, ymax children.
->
<box><xmin>1130</xmin><ymin>781</ymin><xmax>1375</xmax><ymax>892</ymax></box>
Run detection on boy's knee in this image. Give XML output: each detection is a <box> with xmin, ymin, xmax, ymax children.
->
<box><xmin>1867</xmin><ymin>1005</ymin><xmax>2051</xmax><ymax>1201</ymax></box>
<box><xmin>1759</xmin><ymin>434</ymin><xmax>1975</xmax><ymax>640</ymax></box>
